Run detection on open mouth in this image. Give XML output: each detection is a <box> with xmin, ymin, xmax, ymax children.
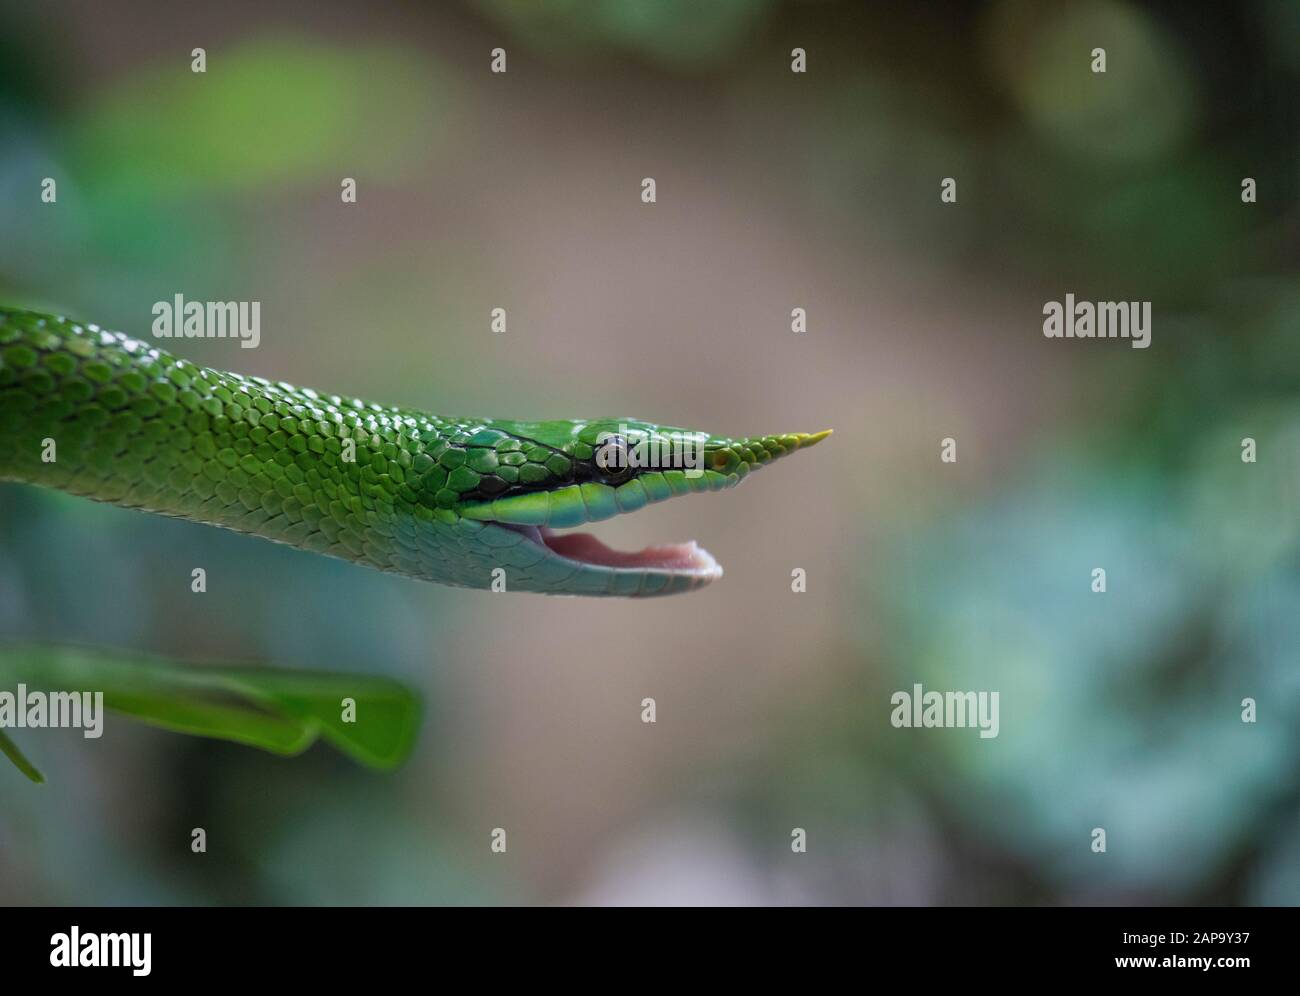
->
<box><xmin>460</xmin><ymin>430</ymin><xmax>831</xmax><ymax>591</ymax></box>
<box><xmin>501</xmin><ymin>523</ymin><xmax>723</xmax><ymax>578</ymax></box>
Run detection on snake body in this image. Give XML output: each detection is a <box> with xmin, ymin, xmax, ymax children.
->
<box><xmin>0</xmin><ymin>308</ymin><xmax>828</xmax><ymax>596</ymax></box>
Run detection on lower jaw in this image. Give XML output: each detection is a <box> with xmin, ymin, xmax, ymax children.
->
<box><xmin>502</xmin><ymin>524</ymin><xmax>723</xmax><ymax>578</ymax></box>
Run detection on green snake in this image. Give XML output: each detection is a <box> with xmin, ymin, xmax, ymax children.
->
<box><xmin>0</xmin><ymin>307</ymin><xmax>829</xmax><ymax>596</ymax></box>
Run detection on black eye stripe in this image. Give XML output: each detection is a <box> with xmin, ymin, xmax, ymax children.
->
<box><xmin>453</xmin><ymin>438</ymin><xmax>639</xmax><ymax>505</ymax></box>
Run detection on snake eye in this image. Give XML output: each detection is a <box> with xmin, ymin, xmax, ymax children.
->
<box><xmin>594</xmin><ymin>435</ymin><xmax>632</xmax><ymax>481</ymax></box>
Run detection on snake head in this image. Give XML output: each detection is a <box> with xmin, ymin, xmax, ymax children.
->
<box><xmin>425</xmin><ymin>417</ymin><xmax>831</xmax><ymax>596</ymax></box>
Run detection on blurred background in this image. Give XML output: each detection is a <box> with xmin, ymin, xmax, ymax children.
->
<box><xmin>1</xmin><ymin>0</ymin><xmax>1298</xmax><ymax>905</ymax></box>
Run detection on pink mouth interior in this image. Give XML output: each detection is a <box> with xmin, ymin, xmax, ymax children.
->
<box><xmin>508</xmin><ymin>526</ymin><xmax>721</xmax><ymax>575</ymax></box>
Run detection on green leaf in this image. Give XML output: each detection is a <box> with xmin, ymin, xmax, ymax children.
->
<box><xmin>0</xmin><ymin>644</ymin><xmax>421</xmax><ymax>781</ymax></box>
<box><xmin>0</xmin><ymin>727</ymin><xmax>45</xmax><ymax>783</ymax></box>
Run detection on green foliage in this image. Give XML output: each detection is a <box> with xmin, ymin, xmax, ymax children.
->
<box><xmin>0</xmin><ymin>644</ymin><xmax>420</xmax><ymax>782</ymax></box>
<box><xmin>73</xmin><ymin>37</ymin><xmax>446</xmax><ymax>195</ymax></box>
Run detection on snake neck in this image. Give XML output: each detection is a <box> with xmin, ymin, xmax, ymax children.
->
<box><xmin>0</xmin><ymin>308</ymin><xmax>475</xmax><ymax>580</ymax></box>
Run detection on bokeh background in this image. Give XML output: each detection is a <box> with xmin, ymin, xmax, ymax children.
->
<box><xmin>2</xmin><ymin>0</ymin><xmax>1299</xmax><ymax>905</ymax></box>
